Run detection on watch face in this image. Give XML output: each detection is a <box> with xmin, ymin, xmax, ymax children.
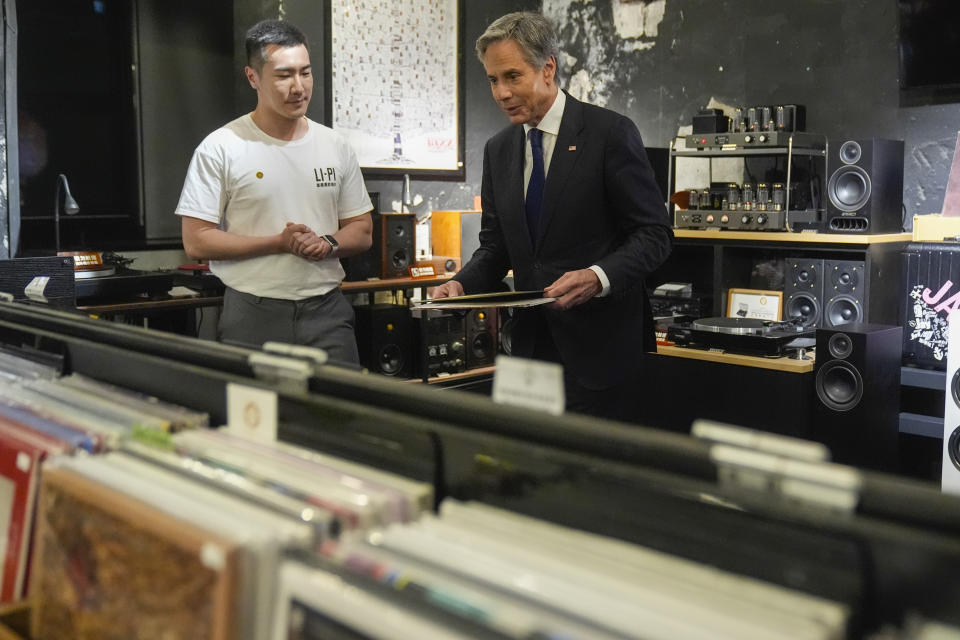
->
<box><xmin>324</xmin><ymin>235</ymin><xmax>338</xmax><ymax>248</ymax></box>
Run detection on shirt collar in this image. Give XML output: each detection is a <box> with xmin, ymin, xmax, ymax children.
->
<box><xmin>523</xmin><ymin>89</ymin><xmax>565</xmax><ymax>137</ymax></box>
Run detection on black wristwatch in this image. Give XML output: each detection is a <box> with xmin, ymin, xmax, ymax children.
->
<box><xmin>321</xmin><ymin>234</ymin><xmax>339</xmax><ymax>255</ymax></box>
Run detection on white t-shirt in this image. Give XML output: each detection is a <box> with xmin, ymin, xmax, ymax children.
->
<box><xmin>175</xmin><ymin>114</ymin><xmax>372</xmax><ymax>299</ymax></box>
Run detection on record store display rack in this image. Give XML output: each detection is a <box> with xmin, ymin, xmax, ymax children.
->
<box><xmin>0</xmin><ymin>300</ymin><xmax>959</xmax><ymax>638</ymax></box>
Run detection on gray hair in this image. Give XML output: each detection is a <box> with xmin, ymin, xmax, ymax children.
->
<box><xmin>475</xmin><ymin>12</ymin><xmax>561</xmax><ymax>83</ymax></box>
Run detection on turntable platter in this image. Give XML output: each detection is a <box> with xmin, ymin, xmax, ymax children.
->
<box><xmin>691</xmin><ymin>317</ymin><xmax>769</xmax><ymax>335</ymax></box>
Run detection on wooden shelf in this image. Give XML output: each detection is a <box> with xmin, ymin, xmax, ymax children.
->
<box><xmin>657</xmin><ymin>344</ymin><xmax>814</xmax><ymax>373</ymax></box>
<box><xmin>405</xmin><ymin>365</ymin><xmax>495</xmax><ymax>385</ymax></box>
<box><xmin>341</xmin><ymin>274</ymin><xmax>454</xmax><ymax>293</ymax></box>
<box><xmin>673</xmin><ymin>229</ymin><xmax>912</xmax><ymax>244</ymax></box>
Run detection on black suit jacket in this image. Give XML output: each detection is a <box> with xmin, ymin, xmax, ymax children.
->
<box><xmin>455</xmin><ymin>93</ymin><xmax>673</xmax><ymax>388</ymax></box>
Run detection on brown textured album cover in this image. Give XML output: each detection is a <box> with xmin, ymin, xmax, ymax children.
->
<box><xmin>30</xmin><ymin>467</ymin><xmax>237</xmax><ymax>640</ymax></box>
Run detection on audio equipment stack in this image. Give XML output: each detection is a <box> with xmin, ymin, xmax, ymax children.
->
<box><xmin>671</xmin><ymin>128</ymin><xmax>826</xmax><ymax>233</ymax></box>
<box><xmin>411</xmin><ymin>307</ymin><xmax>466</xmax><ymax>378</ymax></box>
<box><xmin>812</xmin><ymin>323</ymin><xmax>902</xmax><ymax>471</ymax></box>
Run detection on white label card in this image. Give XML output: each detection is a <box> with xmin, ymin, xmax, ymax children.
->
<box><xmin>24</xmin><ymin>276</ymin><xmax>50</xmax><ymax>303</ymax></box>
<box><xmin>226</xmin><ymin>382</ymin><xmax>278</xmax><ymax>444</ymax></box>
<box><xmin>492</xmin><ymin>355</ymin><xmax>565</xmax><ymax>415</ymax></box>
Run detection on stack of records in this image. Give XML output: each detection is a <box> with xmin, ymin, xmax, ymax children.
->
<box><xmin>28</xmin><ymin>430</ymin><xmax>432</xmax><ymax>637</ymax></box>
<box><xmin>0</xmin><ymin>355</ymin><xmax>211</xmax><ymax>605</ymax></box>
<box><xmin>274</xmin><ymin>500</ymin><xmax>850</xmax><ymax>640</ymax></box>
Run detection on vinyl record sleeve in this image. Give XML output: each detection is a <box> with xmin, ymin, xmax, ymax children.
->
<box><xmin>31</xmin><ymin>467</ymin><xmax>240</xmax><ymax>640</ymax></box>
<box><xmin>419</xmin><ymin>290</ymin><xmax>555</xmax><ymax>309</ymax></box>
<box><xmin>273</xmin><ymin>560</ymin><xmax>477</xmax><ymax>640</ymax></box>
<box><xmin>0</xmin><ymin>428</ymin><xmax>43</xmax><ymax>603</ymax></box>
<box><xmin>55</xmin><ymin>454</ymin><xmax>304</xmax><ymax>640</ymax></box>
<box><xmin>0</xmin><ymin>401</ymin><xmax>97</xmax><ymax>453</ymax></box>
<box><xmin>176</xmin><ymin>430</ymin><xmax>428</xmax><ymax>524</ymax></box>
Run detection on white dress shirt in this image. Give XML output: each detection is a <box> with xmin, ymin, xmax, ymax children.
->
<box><xmin>522</xmin><ymin>90</ymin><xmax>610</xmax><ymax>296</ymax></box>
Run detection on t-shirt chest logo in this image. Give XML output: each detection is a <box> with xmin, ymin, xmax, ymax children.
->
<box><xmin>314</xmin><ymin>167</ymin><xmax>337</xmax><ymax>188</ymax></box>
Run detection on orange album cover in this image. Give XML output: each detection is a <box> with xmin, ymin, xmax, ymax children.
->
<box><xmin>30</xmin><ymin>468</ymin><xmax>238</xmax><ymax>640</ymax></box>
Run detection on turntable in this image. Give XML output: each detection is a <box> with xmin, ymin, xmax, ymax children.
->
<box><xmin>58</xmin><ymin>252</ymin><xmax>174</xmax><ymax>302</ymax></box>
<box><xmin>667</xmin><ymin>317</ymin><xmax>814</xmax><ymax>357</ymax></box>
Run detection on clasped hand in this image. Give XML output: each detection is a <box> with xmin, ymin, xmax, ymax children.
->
<box><xmin>283</xmin><ymin>222</ymin><xmax>332</xmax><ymax>261</ymax></box>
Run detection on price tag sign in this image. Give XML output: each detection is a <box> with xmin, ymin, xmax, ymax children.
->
<box><xmin>491</xmin><ymin>355</ymin><xmax>565</xmax><ymax>415</ymax></box>
<box><xmin>409</xmin><ymin>265</ymin><xmax>436</xmax><ymax>278</ymax></box>
<box><xmin>226</xmin><ymin>382</ymin><xmax>278</xmax><ymax>444</ymax></box>
<box><xmin>24</xmin><ymin>276</ymin><xmax>50</xmax><ymax>303</ymax></box>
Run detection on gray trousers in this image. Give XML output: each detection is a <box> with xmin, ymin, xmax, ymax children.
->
<box><xmin>218</xmin><ymin>287</ymin><xmax>360</xmax><ymax>366</ymax></box>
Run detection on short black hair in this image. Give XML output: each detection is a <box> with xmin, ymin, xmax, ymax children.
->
<box><xmin>245</xmin><ymin>19</ymin><xmax>309</xmax><ymax>71</ymax></box>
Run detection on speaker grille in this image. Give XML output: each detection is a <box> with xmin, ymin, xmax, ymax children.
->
<box><xmin>816</xmin><ymin>360</ymin><xmax>864</xmax><ymax>411</ymax></box>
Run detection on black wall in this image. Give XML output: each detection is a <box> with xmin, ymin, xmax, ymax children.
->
<box><xmin>11</xmin><ymin>0</ymin><xmax>960</xmax><ymax>250</ymax></box>
<box><xmin>344</xmin><ymin>0</ymin><xmax>960</xmax><ymax>226</ymax></box>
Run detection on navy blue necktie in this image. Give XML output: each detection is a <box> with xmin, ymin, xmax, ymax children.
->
<box><xmin>525</xmin><ymin>128</ymin><xmax>545</xmax><ymax>245</ymax></box>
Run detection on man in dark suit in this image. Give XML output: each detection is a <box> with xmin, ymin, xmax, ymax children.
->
<box><xmin>432</xmin><ymin>11</ymin><xmax>672</xmax><ymax>422</ymax></box>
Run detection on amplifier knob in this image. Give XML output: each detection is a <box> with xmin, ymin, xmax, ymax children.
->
<box><xmin>705</xmin><ymin>214</ymin><xmax>715</xmax><ymax>223</ymax></box>
<box><xmin>744</xmin><ymin>135</ymin><xmax>754</xmax><ymax>143</ymax></box>
<box><xmin>756</xmin><ymin>214</ymin><xmax>768</xmax><ymax>225</ymax></box>
<box><xmin>741</xmin><ymin>214</ymin><xmax>751</xmax><ymax>224</ymax></box>
<box><xmin>759</xmin><ymin>134</ymin><xmax>768</xmax><ymax>143</ymax></box>
<box><xmin>720</xmin><ymin>214</ymin><xmax>729</xmax><ymax>224</ymax></box>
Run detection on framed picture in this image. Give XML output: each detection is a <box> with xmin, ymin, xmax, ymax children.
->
<box><xmin>726</xmin><ymin>288</ymin><xmax>783</xmax><ymax>321</ymax></box>
<box><xmin>325</xmin><ymin>0</ymin><xmax>465</xmax><ymax>179</ymax></box>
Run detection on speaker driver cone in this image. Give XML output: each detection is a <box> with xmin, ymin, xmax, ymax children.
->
<box><xmin>950</xmin><ymin>426</ymin><xmax>960</xmax><ymax>472</ymax></box>
<box><xmin>839</xmin><ymin>140</ymin><xmax>862</xmax><ymax>164</ymax></box>
<box><xmin>825</xmin><ymin>295</ymin><xmax>863</xmax><ymax>327</ymax></box>
<box><xmin>471</xmin><ymin>332</ymin><xmax>492</xmax><ymax>358</ymax></box>
<box><xmin>828</xmin><ymin>165</ymin><xmax>872</xmax><ymax>212</ymax></box>
<box><xmin>500</xmin><ymin>316</ymin><xmax>515</xmax><ymax>355</ymax></box>
<box><xmin>794</xmin><ymin>264</ymin><xmax>818</xmax><ymax>286</ymax></box>
<box><xmin>828</xmin><ymin>332</ymin><xmax>853</xmax><ymax>359</ymax></box>
<box><xmin>392</xmin><ymin>250</ymin><xmax>409</xmax><ymax>270</ymax></box>
<box><xmin>831</xmin><ymin>267</ymin><xmax>859</xmax><ymax>292</ymax></box>
<box><xmin>816</xmin><ymin>360</ymin><xmax>864</xmax><ymax>411</ymax></box>
<box><xmin>379</xmin><ymin>344</ymin><xmax>404</xmax><ymax>375</ymax></box>
<box><xmin>952</xmin><ymin>369</ymin><xmax>960</xmax><ymax>409</ymax></box>
<box><xmin>786</xmin><ymin>294</ymin><xmax>819</xmax><ymax>327</ymax></box>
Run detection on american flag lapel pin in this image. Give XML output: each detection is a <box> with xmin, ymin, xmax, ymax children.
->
<box><xmin>568</xmin><ymin>145</ymin><xmax>577</xmax><ymax>151</ymax></box>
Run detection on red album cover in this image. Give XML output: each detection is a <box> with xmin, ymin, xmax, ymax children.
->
<box><xmin>0</xmin><ymin>423</ymin><xmax>50</xmax><ymax>602</ymax></box>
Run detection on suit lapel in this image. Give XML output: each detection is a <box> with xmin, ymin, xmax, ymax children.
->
<box><xmin>537</xmin><ymin>94</ymin><xmax>585</xmax><ymax>251</ymax></box>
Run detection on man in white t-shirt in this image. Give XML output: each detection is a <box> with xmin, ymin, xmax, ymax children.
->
<box><xmin>176</xmin><ymin>20</ymin><xmax>372</xmax><ymax>365</ymax></box>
